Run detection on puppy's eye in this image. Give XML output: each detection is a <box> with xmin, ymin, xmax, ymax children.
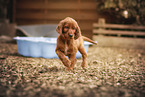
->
<box><xmin>72</xmin><ymin>27</ymin><xmax>75</xmax><ymax>30</ymax></box>
<box><xmin>64</xmin><ymin>26</ymin><xmax>69</xmax><ymax>29</ymax></box>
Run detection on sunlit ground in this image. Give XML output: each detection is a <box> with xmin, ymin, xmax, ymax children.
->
<box><xmin>0</xmin><ymin>42</ymin><xmax>145</xmax><ymax>97</ymax></box>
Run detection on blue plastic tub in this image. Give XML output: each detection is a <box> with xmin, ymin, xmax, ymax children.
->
<box><xmin>14</xmin><ymin>37</ymin><xmax>92</xmax><ymax>59</ymax></box>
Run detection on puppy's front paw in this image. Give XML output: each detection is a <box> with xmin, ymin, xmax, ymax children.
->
<box><xmin>63</xmin><ymin>59</ymin><xmax>71</xmax><ymax>67</ymax></box>
<box><xmin>65</xmin><ymin>67</ymin><xmax>73</xmax><ymax>71</ymax></box>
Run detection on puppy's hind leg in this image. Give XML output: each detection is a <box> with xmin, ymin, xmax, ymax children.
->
<box><xmin>78</xmin><ymin>46</ymin><xmax>88</xmax><ymax>69</ymax></box>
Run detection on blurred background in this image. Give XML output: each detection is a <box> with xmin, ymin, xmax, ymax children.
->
<box><xmin>0</xmin><ymin>0</ymin><xmax>145</xmax><ymax>48</ymax></box>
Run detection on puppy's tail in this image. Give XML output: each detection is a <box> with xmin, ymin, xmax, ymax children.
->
<box><xmin>82</xmin><ymin>36</ymin><xmax>97</xmax><ymax>45</ymax></box>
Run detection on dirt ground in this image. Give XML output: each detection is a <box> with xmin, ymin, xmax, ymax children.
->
<box><xmin>0</xmin><ymin>41</ymin><xmax>145</xmax><ymax>97</ymax></box>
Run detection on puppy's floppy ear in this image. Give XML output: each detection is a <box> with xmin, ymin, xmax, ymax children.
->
<box><xmin>74</xmin><ymin>24</ymin><xmax>81</xmax><ymax>40</ymax></box>
<box><xmin>56</xmin><ymin>20</ymin><xmax>64</xmax><ymax>35</ymax></box>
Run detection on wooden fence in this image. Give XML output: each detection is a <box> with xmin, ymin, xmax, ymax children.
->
<box><xmin>15</xmin><ymin>0</ymin><xmax>100</xmax><ymax>38</ymax></box>
<box><xmin>93</xmin><ymin>23</ymin><xmax>145</xmax><ymax>38</ymax></box>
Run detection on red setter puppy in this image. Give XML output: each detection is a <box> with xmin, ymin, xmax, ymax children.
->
<box><xmin>55</xmin><ymin>17</ymin><xmax>97</xmax><ymax>71</ymax></box>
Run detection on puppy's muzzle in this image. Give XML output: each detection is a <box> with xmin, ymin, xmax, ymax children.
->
<box><xmin>69</xmin><ymin>34</ymin><xmax>73</xmax><ymax>38</ymax></box>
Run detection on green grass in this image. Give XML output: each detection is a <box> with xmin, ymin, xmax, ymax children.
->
<box><xmin>0</xmin><ymin>43</ymin><xmax>145</xmax><ymax>97</ymax></box>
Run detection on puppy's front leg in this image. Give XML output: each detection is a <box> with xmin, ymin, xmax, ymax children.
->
<box><xmin>56</xmin><ymin>50</ymin><xmax>71</xmax><ymax>69</ymax></box>
<box><xmin>69</xmin><ymin>54</ymin><xmax>77</xmax><ymax>69</ymax></box>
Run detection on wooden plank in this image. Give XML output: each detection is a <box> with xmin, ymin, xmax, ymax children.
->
<box><xmin>16</xmin><ymin>19</ymin><xmax>58</xmax><ymax>25</ymax></box>
<box><xmin>16</xmin><ymin>12</ymin><xmax>98</xmax><ymax>20</ymax></box>
<box><xmin>79</xmin><ymin>23</ymin><xmax>93</xmax><ymax>31</ymax></box>
<box><xmin>93</xmin><ymin>23</ymin><xmax>145</xmax><ymax>30</ymax></box>
<box><xmin>16</xmin><ymin>9</ymin><xmax>97</xmax><ymax>15</ymax></box>
<box><xmin>93</xmin><ymin>29</ymin><xmax>145</xmax><ymax>36</ymax></box>
<box><xmin>16</xmin><ymin>2</ymin><xmax>96</xmax><ymax>10</ymax></box>
<box><xmin>46</xmin><ymin>2</ymin><xmax>96</xmax><ymax>10</ymax></box>
<box><xmin>16</xmin><ymin>18</ymin><xmax>97</xmax><ymax>25</ymax></box>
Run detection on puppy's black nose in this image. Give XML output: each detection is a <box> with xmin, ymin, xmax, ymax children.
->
<box><xmin>69</xmin><ymin>34</ymin><xmax>73</xmax><ymax>37</ymax></box>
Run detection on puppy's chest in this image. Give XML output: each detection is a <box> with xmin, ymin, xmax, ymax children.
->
<box><xmin>64</xmin><ymin>44</ymin><xmax>69</xmax><ymax>55</ymax></box>
<box><xmin>63</xmin><ymin>43</ymin><xmax>77</xmax><ymax>55</ymax></box>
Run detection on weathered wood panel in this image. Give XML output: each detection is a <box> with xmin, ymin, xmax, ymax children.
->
<box><xmin>16</xmin><ymin>0</ymin><xmax>99</xmax><ymax>38</ymax></box>
<box><xmin>16</xmin><ymin>1</ymin><xmax>96</xmax><ymax>10</ymax></box>
<box><xmin>16</xmin><ymin>11</ymin><xmax>98</xmax><ymax>20</ymax></box>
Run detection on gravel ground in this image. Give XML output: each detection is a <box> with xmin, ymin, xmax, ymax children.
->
<box><xmin>0</xmin><ymin>42</ymin><xmax>145</xmax><ymax>97</ymax></box>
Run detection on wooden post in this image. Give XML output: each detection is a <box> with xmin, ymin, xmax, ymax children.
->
<box><xmin>98</xmin><ymin>18</ymin><xmax>106</xmax><ymax>30</ymax></box>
